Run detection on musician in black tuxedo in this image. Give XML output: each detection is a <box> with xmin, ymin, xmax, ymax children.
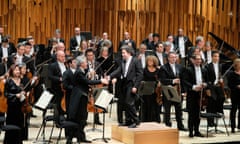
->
<box><xmin>159</xmin><ymin>52</ymin><xmax>187</xmax><ymax>131</ymax></box>
<box><xmin>8</xmin><ymin>43</ymin><xmax>35</xmax><ymax>75</ymax></box>
<box><xmin>154</xmin><ymin>42</ymin><xmax>167</xmax><ymax>67</ymax></box>
<box><xmin>183</xmin><ymin>54</ymin><xmax>207</xmax><ymax>137</ymax></box>
<box><xmin>69</xmin><ymin>27</ymin><xmax>86</xmax><ymax>53</ymax></box>
<box><xmin>67</xmin><ymin>56</ymin><xmax>108</xmax><ymax>143</ymax></box>
<box><xmin>48</xmin><ymin>29</ymin><xmax>65</xmax><ymax>48</ymax></box>
<box><xmin>0</xmin><ymin>37</ymin><xmax>16</xmax><ymax>64</ymax></box>
<box><xmin>205</xmin><ymin>51</ymin><xmax>225</xmax><ymax>126</ymax></box>
<box><xmin>48</xmin><ymin>50</ymin><xmax>66</xmax><ymax>116</ymax></box>
<box><xmin>141</xmin><ymin>33</ymin><xmax>154</xmax><ymax>51</ymax></box>
<box><xmin>118</xmin><ymin>32</ymin><xmax>136</xmax><ymax>55</ymax></box>
<box><xmin>109</xmin><ymin>45</ymin><xmax>143</xmax><ymax>128</ymax></box>
<box><xmin>174</xmin><ymin>28</ymin><xmax>193</xmax><ymax>66</ymax></box>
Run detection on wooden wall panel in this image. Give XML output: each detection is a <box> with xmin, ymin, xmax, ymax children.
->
<box><xmin>0</xmin><ymin>0</ymin><xmax>239</xmax><ymax>51</ymax></box>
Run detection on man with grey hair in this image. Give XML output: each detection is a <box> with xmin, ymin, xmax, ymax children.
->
<box><xmin>67</xmin><ymin>55</ymin><xmax>108</xmax><ymax>143</ymax></box>
<box><xmin>48</xmin><ymin>29</ymin><xmax>65</xmax><ymax>49</ymax></box>
<box><xmin>204</xmin><ymin>41</ymin><xmax>213</xmax><ymax>64</ymax></box>
<box><xmin>141</xmin><ymin>33</ymin><xmax>154</xmax><ymax>50</ymax></box>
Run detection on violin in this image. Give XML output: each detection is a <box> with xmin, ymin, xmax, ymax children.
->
<box><xmin>60</xmin><ymin>84</ymin><xmax>67</xmax><ymax>112</ymax></box>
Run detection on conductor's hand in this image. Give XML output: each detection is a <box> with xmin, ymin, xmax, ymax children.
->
<box><xmin>101</xmin><ymin>78</ymin><xmax>109</xmax><ymax>85</ymax></box>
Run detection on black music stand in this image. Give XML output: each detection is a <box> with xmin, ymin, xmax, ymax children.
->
<box><xmin>33</xmin><ymin>87</ymin><xmax>54</xmax><ymax>144</ymax></box>
<box><xmin>92</xmin><ymin>88</ymin><xmax>113</xmax><ymax>143</ymax></box>
<box><xmin>86</xmin><ymin>87</ymin><xmax>107</xmax><ymax>133</ymax></box>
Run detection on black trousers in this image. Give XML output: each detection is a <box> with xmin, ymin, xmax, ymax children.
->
<box><xmin>187</xmin><ymin>92</ymin><xmax>201</xmax><ymax>134</ymax></box>
<box><xmin>163</xmin><ymin>96</ymin><xmax>184</xmax><ymax>128</ymax></box>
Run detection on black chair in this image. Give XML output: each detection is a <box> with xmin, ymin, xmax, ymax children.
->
<box><xmin>49</xmin><ymin>104</ymin><xmax>79</xmax><ymax>144</ymax></box>
<box><xmin>200</xmin><ymin>112</ymin><xmax>229</xmax><ymax>137</ymax></box>
<box><xmin>223</xmin><ymin>104</ymin><xmax>232</xmax><ymax>126</ymax></box>
<box><xmin>0</xmin><ymin>116</ymin><xmax>21</xmax><ymax>135</ymax></box>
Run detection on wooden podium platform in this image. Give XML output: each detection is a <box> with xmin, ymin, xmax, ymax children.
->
<box><xmin>112</xmin><ymin>122</ymin><xmax>179</xmax><ymax>144</ymax></box>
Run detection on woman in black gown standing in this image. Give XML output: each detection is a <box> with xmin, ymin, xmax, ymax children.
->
<box><xmin>141</xmin><ymin>55</ymin><xmax>161</xmax><ymax>122</ymax></box>
<box><xmin>227</xmin><ymin>58</ymin><xmax>240</xmax><ymax>133</ymax></box>
<box><xmin>4</xmin><ymin>64</ymin><xmax>25</xmax><ymax>144</ymax></box>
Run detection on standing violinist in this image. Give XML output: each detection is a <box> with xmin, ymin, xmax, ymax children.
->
<box><xmin>183</xmin><ymin>54</ymin><xmax>207</xmax><ymax>137</ymax></box>
<box><xmin>205</xmin><ymin>51</ymin><xmax>225</xmax><ymax>126</ymax></box>
<box><xmin>227</xmin><ymin>58</ymin><xmax>240</xmax><ymax>133</ymax></box>
<box><xmin>48</xmin><ymin>50</ymin><xmax>66</xmax><ymax>120</ymax></box>
<box><xmin>4</xmin><ymin>64</ymin><xmax>25</xmax><ymax>144</ymax></box>
<box><xmin>159</xmin><ymin>52</ymin><xmax>187</xmax><ymax>131</ymax></box>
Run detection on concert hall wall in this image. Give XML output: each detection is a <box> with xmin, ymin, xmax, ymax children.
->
<box><xmin>0</xmin><ymin>0</ymin><xmax>239</xmax><ymax>51</ymax></box>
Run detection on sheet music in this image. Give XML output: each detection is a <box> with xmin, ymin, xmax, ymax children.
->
<box><xmin>95</xmin><ymin>89</ymin><xmax>113</xmax><ymax>111</ymax></box>
<box><xmin>34</xmin><ymin>90</ymin><xmax>54</xmax><ymax>110</ymax></box>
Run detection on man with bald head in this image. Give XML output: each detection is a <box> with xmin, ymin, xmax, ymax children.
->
<box><xmin>118</xmin><ymin>32</ymin><xmax>136</xmax><ymax>55</ymax></box>
<box><xmin>70</xmin><ymin>27</ymin><xmax>86</xmax><ymax>53</ymax></box>
<box><xmin>48</xmin><ymin>50</ymin><xmax>67</xmax><ymax>118</ymax></box>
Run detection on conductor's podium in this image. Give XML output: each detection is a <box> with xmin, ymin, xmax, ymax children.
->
<box><xmin>112</xmin><ymin>122</ymin><xmax>179</xmax><ymax>144</ymax></box>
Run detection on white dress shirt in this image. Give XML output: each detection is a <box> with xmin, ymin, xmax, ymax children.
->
<box><xmin>194</xmin><ymin>66</ymin><xmax>202</xmax><ymax>85</ymax></box>
<box><xmin>213</xmin><ymin>62</ymin><xmax>219</xmax><ymax>84</ymax></box>
<box><xmin>58</xmin><ymin>61</ymin><xmax>66</xmax><ymax>75</ymax></box>
<box><xmin>156</xmin><ymin>52</ymin><xmax>164</xmax><ymax>66</ymax></box>
<box><xmin>124</xmin><ymin>56</ymin><xmax>132</xmax><ymax>77</ymax></box>
<box><xmin>2</xmin><ymin>47</ymin><xmax>8</xmax><ymax>58</ymax></box>
<box><xmin>178</xmin><ymin>37</ymin><xmax>185</xmax><ymax>58</ymax></box>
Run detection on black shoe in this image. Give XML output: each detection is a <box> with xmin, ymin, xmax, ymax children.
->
<box><xmin>94</xmin><ymin>121</ymin><xmax>103</xmax><ymax>125</ymax></box>
<box><xmin>81</xmin><ymin>139</ymin><xmax>92</xmax><ymax>143</ymax></box>
<box><xmin>231</xmin><ymin>129</ymin><xmax>235</xmax><ymax>133</ymax></box>
<box><xmin>31</xmin><ymin>114</ymin><xmax>37</xmax><ymax>118</ymax></box>
<box><xmin>194</xmin><ymin>132</ymin><xmax>204</xmax><ymax>137</ymax></box>
<box><xmin>118</xmin><ymin>123</ymin><xmax>129</xmax><ymax>126</ymax></box>
<box><xmin>178</xmin><ymin>127</ymin><xmax>188</xmax><ymax>131</ymax></box>
<box><xmin>166</xmin><ymin>122</ymin><xmax>172</xmax><ymax>127</ymax></box>
<box><xmin>189</xmin><ymin>133</ymin><xmax>194</xmax><ymax>138</ymax></box>
<box><xmin>128</xmin><ymin>123</ymin><xmax>137</xmax><ymax>128</ymax></box>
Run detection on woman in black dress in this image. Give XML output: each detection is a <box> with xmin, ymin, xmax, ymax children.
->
<box><xmin>227</xmin><ymin>58</ymin><xmax>240</xmax><ymax>133</ymax></box>
<box><xmin>141</xmin><ymin>55</ymin><xmax>161</xmax><ymax>122</ymax></box>
<box><xmin>4</xmin><ymin>64</ymin><xmax>25</xmax><ymax>144</ymax></box>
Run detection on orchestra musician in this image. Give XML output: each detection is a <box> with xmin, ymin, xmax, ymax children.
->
<box><xmin>227</xmin><ymin>58</ymin><xmax>240</xmax><ymax>133</ymax></box>
<box><xmin>141</xmin><ymin>33</ymin><xmax>154</xmax><ymax>51</ymax></box>
<box><xmin>48</xmin><ymin>29</ymin><xmax>65</xmax><ymax>48</ymax></box>
<box><xmin>69</xmin><ymin>27</ymin><xmax>86</xmax><ymax>54</ymax></box>
<box><xmin>48</xmin><ymin>50</ymin><xmax>66</xmax><ymax>119</ymax></box>
<box><xmin>67</xmin><ymin>55</ymin><xmax>108</xmax><ymax>143</ymax></box>
<box><xmin>141</xmin><ymin>55</ymin><xmax>161</xmax><ymax>123</ymax></box>
<box><xmin>109</xmin><ymin>45</ymin><xmax>143</xmax><ymax>128</ymax></box>
<box><xmin>0</xmin><ymin>36</ymin><xmax>16</xmax><ymax>65</ymax></box>
<box><xmin>118</xmin><ymin>32</ymin><xmax>136</xmax><ymax>55</ymax></box>
<box><xmin>4</xmin><ymin>64</ymin><xmax>25</xmax><ymax>144</ymax></box>
<box><xmin>159</xmin><ymin>52</ymin><xmax>187</xmax><ymax>131</ymax></box>
<box><xmin>154</xmin><ymin>42</ymin><xmax>167</xmax><ymax>67</ymax></box>
<box><xmin>204</xmin><ymin>41</ymin><xmax>213</xmax><ymax>64</ymax></box>
<box><xmin>62</xmin><ymin>57</ymin><xmax>77</xmax><ymax>139</ymax></box>
<box><xmin>85</xmin><ymin>48</ymin><xmax>103</xmax><ymax>125</ymax></box>
<box><xmin>183</xmin><ymin>54</ymin><xmax>207</xmax><ymax>137</ymax></box>
<box><xmin>205</xmin><ymin>51</ymin><xmax>225</xmax><ymax>127</ymax></box>
<box><xmin>96</xmin><ymin>32</ymin><xmax>113</xmax><ymax>58</ymax></box>
<box><xmin>151</xmin><ymin>33</ymin><xmax>160</xmax><ymax>51</ymax></box>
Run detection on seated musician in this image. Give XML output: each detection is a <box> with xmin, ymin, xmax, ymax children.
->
<box><xmin>159</xmin><ymin>52</ymin><xmax>187</xmax><ymax>131</ymax></box>
<box><xmin>205</xmin><ymin>51</ymin><xmax>225</xmax><ymax>127</ymax></box>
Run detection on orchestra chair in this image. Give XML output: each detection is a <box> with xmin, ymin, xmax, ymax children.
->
<box><xmin>0</xmin><ymin>116</ymin><xmax>21</xmax><ymax>135</ymax></box>
<box><xmin>223</xmin><ymin>104</ymin><xmax>232</xmax><ymax>126</ymax></box>
<box><xmin>200</xmin><ymin>112</ymin><xmax>229</xmax><ymax>137</ymax></box>
<box><xmin>49</xmin><ymin>104</ymin><xmax>79</xmax><ymax>144</ymax></box>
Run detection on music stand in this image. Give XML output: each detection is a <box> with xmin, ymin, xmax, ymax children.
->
<box><xmin>86</xmin><ymin>87</ymin><xmax>107</xmax><ymax>133</ymax></box>
<box><xmin>161</xmin><ymin>85</ymin><xmax>181</xmax><ymax>103</ymax></box>
<box><xmin>92</xmin><ymin>88</ymin><xmax>113</xmax><ymax>143</ymax></box>
<box><xmin>33</xmin><ymin>88</ymin><xmax>54</xmax><ymax>144</ymax></box>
